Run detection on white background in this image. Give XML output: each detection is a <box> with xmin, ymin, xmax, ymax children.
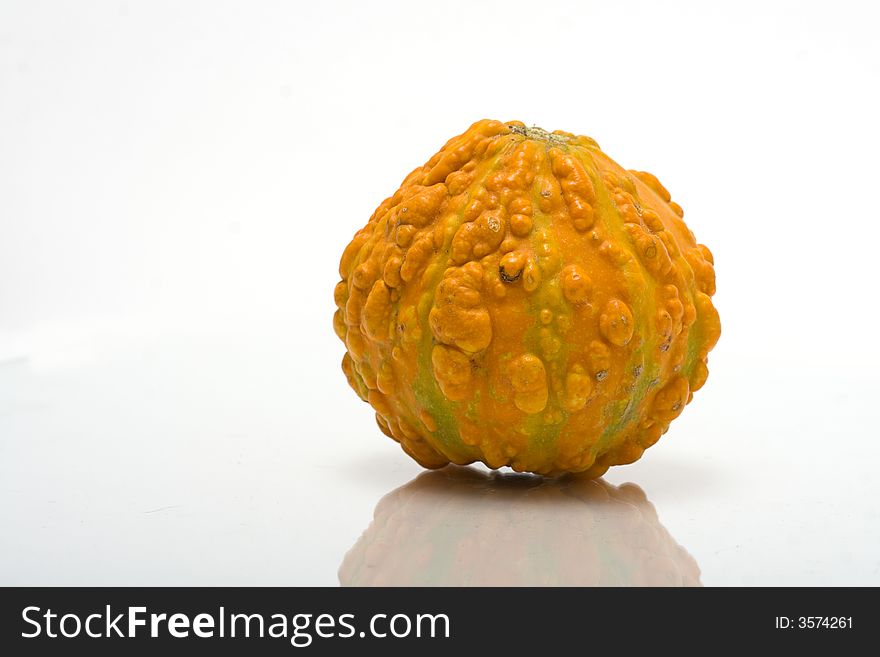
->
<box><xmin>2</xmin><ymin>0</ymin><xmax>879</xmax><ymax>585</ymax></box>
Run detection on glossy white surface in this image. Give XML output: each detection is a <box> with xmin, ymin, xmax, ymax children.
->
<box><xmin>2</xmin><ymin>1</ymin><xmax>879</xmax><ymax>586</ymax></box>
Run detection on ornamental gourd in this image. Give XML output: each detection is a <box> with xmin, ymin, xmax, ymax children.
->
<box><xmin>334</xmin><ymin>120</ymin><xmax>720</xmax><ymax>476</ymax></box>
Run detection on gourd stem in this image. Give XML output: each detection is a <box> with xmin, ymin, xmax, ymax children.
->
<box><xmin>508</xmin><ymin>124</ymin><xmax>570</xmax><ymax>144</ymax></box>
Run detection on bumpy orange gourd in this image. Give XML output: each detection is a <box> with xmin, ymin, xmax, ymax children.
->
<box><xmin>334</xmin><ymin>120</ymin><xmax>720</xmax><ymax>476</ymax></box>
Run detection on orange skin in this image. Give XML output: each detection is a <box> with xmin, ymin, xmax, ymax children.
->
<box><xmin>334</xmin><ymin>120</ymin><xmax>720</xmax><ymax>476</ymax></box>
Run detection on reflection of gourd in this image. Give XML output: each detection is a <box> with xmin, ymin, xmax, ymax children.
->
<box><xmin>339</xmin><ymin>466</ymin><xmax>701</xmax><ymax>586</ymax></box>
<box><xmin>335</xmin><ymin>120</ymin><xmax>720</xmax><ymax>476</ymax></box>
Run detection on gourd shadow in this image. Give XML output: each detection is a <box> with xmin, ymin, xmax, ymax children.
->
<box><xmin>339</xmin><ymin>465</ymin><xmax>701</xmax><ymax>586</ymax></box>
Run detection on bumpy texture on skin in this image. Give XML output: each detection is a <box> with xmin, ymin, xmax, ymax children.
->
<box><xmin>339</xmin><ymin>467</ymin><xmax>701</xmax><ymax>586</ymax></box>
<box><xmin>335</xmin><ymin>120</ymin><xmax>720</xmax><ymax>476</ymax></box>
